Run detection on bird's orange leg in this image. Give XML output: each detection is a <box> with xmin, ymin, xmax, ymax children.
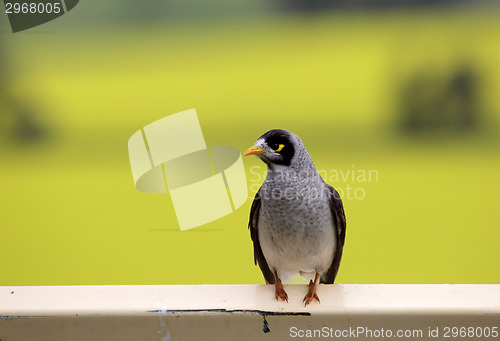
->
<box><xmin>303</xmin><ymin>272</ymin><xmax>321</xmax><ymax>306</ymax></box>
<box><xmin>273</xmin><ymin>270</ymin><xmax>288</xmax><ymax>302</ymax></box>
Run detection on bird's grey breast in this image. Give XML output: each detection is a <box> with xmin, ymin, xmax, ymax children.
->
<box><xmin>257</xmin><ymin>174</ymin><xmax>336</xmax><ymax>279</ymax></box>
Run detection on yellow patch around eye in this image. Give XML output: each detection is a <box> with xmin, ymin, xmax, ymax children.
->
<box><xmin>276</xmin><ymin>144</ymin><xmax>285</xmax><ymax>152</ymax></box>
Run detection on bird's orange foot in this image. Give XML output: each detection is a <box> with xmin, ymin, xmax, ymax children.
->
<box><xmin>274</xmin><ymin>281</ymin><xmax>288</xmax><ymax>302</ymax></box>
<box><xmin>303</xmin><ymin>280</ymin><xmax>320</xmax><ymax>306</ymax></box>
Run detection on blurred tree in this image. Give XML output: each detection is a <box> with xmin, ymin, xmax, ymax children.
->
<box><xmin>279</xmin><ymin>0</ymin><xmax>484</xmax><ymax>12</ymax></box>
<box><xmin>450</xmin><ymin>64</ymin><xmax>479</xmax><ymax>129</ymax></box>
<box><xmin>399</xmin><ymin>63</ymin><xmax>481</xmax><ymax>134</ymax></box>
<box><xmin>0</xmin><ymin>38</ymin><xmax>47</xmax><ymax>144</ymax></box>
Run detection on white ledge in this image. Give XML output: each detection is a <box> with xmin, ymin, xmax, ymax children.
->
<box><xmin>2</xmin><ymin>284</ymin><xmax>499</xmax><ymax>316</ymax></box>
<box><xmin>1</xmin><ymin>284</ymin><xmax>499</xmax><ymax>340</ymax></box>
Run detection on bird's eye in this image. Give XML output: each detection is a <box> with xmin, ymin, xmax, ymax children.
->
<box><xmin>269</xmin><ymin>143</ymin><xmax>285</xmax><ymax>152</ymax></box>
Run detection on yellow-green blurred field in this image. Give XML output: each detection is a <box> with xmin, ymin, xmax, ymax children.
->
<box><xmin>1</xmin><ymin>9</ymin><xmax>499</xmax><ymax>285</ymax></box>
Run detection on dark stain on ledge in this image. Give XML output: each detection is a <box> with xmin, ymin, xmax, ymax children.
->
<box><xmin>147</xmin><ymin>308</ymin><xmax>311</xmax><ymax>317</ymax></box>
<box><xmin>1</xmin><ymin>316</ymin><xmax>37</xmax><ymax>320</ymax></box>
<box><xmin>263</xmin><ymin>316</ymin><xmax>271</xmax><ymax>333</ymax></box>
<box><xmin>147</xmin><ymin>308</ymin><xmax>311</xmax><ymax>334</ymax></box>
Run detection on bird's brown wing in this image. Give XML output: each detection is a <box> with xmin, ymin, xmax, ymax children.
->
<box><xmin>321</xmin><ymin>184</ymin><xmax>347</xmax><ymax>284</ymax></box>
<box><xmin>249</xmin><ymin>187</ymin><xmax>275</xmax><ymax>284</ymax></box>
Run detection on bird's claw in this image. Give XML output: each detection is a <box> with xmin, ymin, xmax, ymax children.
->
<box><xmin>303</xmin><ymin>291</ymin><xmax>320</xmax><ymax>306</ymax></box>
<box><xmin>303</xmin><ymin>280</ymin><xmax>320</xmax><ymax>306</ymax></box>
<box><xmin>273</xmin><ymin>274</ymin><xmax>288</xmax><ymax>302</ymax></box>
<box><xmin>275</xmin><ymin>287</ymin><xmax>288</xmax><ymax>302</ymax></box>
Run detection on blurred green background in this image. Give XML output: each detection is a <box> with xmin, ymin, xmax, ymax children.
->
<box><xmin>1</xmin><ymin>1</ymin><xmax>499</xmax><ymax>286</ymax></box>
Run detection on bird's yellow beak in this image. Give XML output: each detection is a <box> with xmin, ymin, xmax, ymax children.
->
<box><xmin>243</xmin><ymin>145</ymin><xmax>264</xmax><ymax>156</ymax></box>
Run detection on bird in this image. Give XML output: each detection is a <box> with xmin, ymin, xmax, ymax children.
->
<box><xmin>243</xmin><ymin>129</ymin><xmax>346</xmax><ymax>305</ymax></box>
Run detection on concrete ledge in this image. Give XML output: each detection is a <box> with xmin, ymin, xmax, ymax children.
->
<box><xmin>1</xmin><ymin>284</ymin><xmax>499</xmax><ymax>340</ymax></box>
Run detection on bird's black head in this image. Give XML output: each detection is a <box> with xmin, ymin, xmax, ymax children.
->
<box><xmin>243</xmin><ymin>129</ymin><xmax>296</xmax><ymax>166</ymax></box>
